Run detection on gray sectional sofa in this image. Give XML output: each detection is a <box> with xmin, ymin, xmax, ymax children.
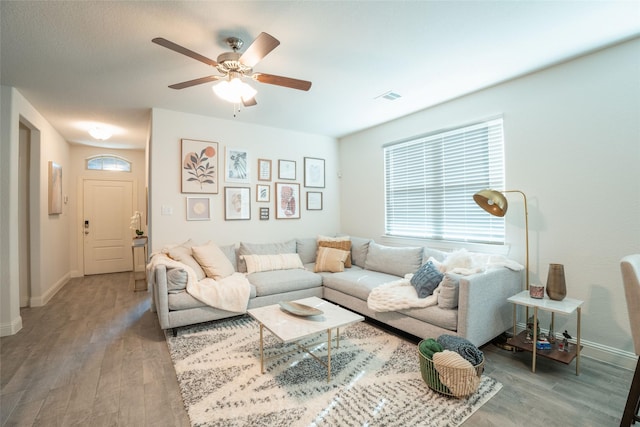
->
<box><xmin>149</xmin><ymin>237</ymin><xmax>521</xmax><ymax>346</ymax></box>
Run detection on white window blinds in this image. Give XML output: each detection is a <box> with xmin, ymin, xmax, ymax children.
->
<box><xmin>384</xmin><ymin>118</ymin><xmax>505</xmax><ymax>244</ymax></box>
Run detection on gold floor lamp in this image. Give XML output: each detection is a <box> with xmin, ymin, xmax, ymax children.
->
<box><xmin>473</xmin><ymin>189</ymin><xmax>530</xmax><ymax>291</ymax></box>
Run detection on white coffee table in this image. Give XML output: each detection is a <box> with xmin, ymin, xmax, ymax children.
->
<box><xmin>247</xmin><ymin>297</ymin><xmax>364</xmax><ymax>382</ymax></box>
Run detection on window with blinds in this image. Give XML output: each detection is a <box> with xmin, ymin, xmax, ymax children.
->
<box><xmin>384</xmin><ymin>118</ymin><xmax>505</xmax><ymax>244</ymax></box>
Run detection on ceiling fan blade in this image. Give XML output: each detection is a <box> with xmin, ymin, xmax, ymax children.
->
<box><xmin>239</xmin><ymin>32</ymin><xmax>280</xmax><ymax>67</ymax></box>
<box><xmin>152</xmin><ymin>37</ymin><xmax>218</xmax><ymax>67</ymax></box>
<box><xmin>168</xmin><ymin>75</ymin><xmax>222</xmax><ymax>90</ymax></box>
<box><xmin>253</xmin><ymin>73</ymin><xmax>312</xmax><ymax>91</ymax></box>
<box><xmin>242</xmin><ymin>97</ymin><xmax>257</xmax><ymax>107</ymax></box>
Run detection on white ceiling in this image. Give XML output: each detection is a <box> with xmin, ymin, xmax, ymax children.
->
<box><xmin>1</xmin><ymin>1</ymin><xmax>639</xmax><ymax>150</ymax></box>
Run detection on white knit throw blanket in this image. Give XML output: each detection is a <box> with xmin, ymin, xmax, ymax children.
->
<box><xmin>147</xmin><ymin>254</ymin><xmax>251</xmax><ymax>313</ymax></box>
<box><xmin>367</xmin><ymin>275</ymin><xmax>439</xmax><ymax>312</ymax></box>
<box><xmin>366</xmin><ymin>249</ymin><xmax>523</xmax><ymax>313</ymax></box>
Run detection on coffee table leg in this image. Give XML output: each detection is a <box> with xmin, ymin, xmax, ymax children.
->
<box><xmin>327</xmin><ymin>329</ymin><xmax>332</xmax><ymax>383</ymax></box>
<box><xmin>259</xmin><ymin>323</ymin><xmax>264</xmax><ymax>374</ymax></box>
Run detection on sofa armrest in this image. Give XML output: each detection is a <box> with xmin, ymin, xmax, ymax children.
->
<box><xmin>152</xmin><ymin>264</ymin><xmax>171</xmax><ymax>330</ymax></box>
<box><xmin>455</xmin><ymin>268</ymin><xmax>522</xmax><ymax>347</ymax></box>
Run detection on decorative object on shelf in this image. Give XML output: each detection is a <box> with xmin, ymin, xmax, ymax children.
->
<box><xmin>224</xmin><ymin>187</ymin><xmax>251</xmax><ymax>220</ymax></box>
<box><xmin>129</xmin><ymin>210</ymin><xmax>144</xmax><ymax>236</ymax></box>
<box><xmin>181</xmin><ymin>139</ymin><xmax>219</xmax><ymax>194</ymax></box>
<box><xmin>48</xmin><ymin>161</ymin><xmax>63</xmax><ymax>215</ymax></box>
<box><xmin>548</xmin><ymin>320</ymin><xmax>556</xmax><ymax>343</ymax></box>
<box><xmin>473</xmin><ymin>189</ymin><xmax>529</xmax><ymax>290</ymax></box>
<box><xmin>562</xmin><ymin>330</ymin><xmax>572</xmax><ymax>352</ymax></box>
<box><xmin>526</xmin><ymin>316</ymin><xmax>539</xmax><ymax>341</ymax></box>
<box><xmin>275</xmin><ymin>182</ymin><xmax>300</xmax><ymax>219</ymax></box>
<box><xmin>546</xmin><ymin>263</ymin><xmax>567</xmax><ymax>301</ymax></box>
<box><xmin>529</xmin><ymin>284</ymin><xmax>544</xmax><ymax>299</ymax></box>
<box><xmin>278</xmin><ymin>159</ymin><xmax>296</xmax><ymax>180</ymax></box>
<box><xmin>186</xmin><ymin>197</ymin><xmax>211</xmax><ymax>221</ymax></box>
<box><xmin>304</xmin><ymin>157</ymin><xmax>325</xmax><ymax>188</ymax></box>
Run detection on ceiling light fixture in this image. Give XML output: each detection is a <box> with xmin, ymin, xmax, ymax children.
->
<box><xmin>212</xmin><ymin>72</ymin><xmax>257</xmax><ymax>104</ymax></box>
<box><xmin>88</xmin><ymin>126</ymin><xmax>113</xmax><ymax>141</ymax></box>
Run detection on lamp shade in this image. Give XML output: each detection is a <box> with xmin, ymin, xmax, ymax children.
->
<box><xmin>212</xmin><ymin>77</ymin><xmax>257</xmax><ymax>104</ymax></box>
<box><xmin>473</xmin><ymin>189</ymin><xmax>508</xmax><ymax>217</ymax></box>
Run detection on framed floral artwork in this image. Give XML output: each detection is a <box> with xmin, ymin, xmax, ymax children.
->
<box><xmin>256</xmin><ymin>184</ymin><xmax>270</xmax><ymax>202</ymax></box>
<box><xmin>224</xmin><ymin>187</ymin><xmax>251</xmax><ymax>220</ymax></box>
<box><xmin>306</xmin><ymin>192</ymin><xmax>323</xmax><ymax>210</ymax></box>
<box><xmin>278</xmin><ymin>159</ymin><xmax>296</xmax><ymax>180</ymax></box>
<box><xmin>181</xmin><ymin>139</ymin><xmax>218</xmax><ymax>194</ymax></box>
<box><xmin>225</xmin><ymin>148</ymin><xmax>249</xmax><ymax>183</ymax></box>
<box><xmin>304</xmin><ymin>157</ymin><xmax>325</xmax><ymax>188</ymax></box>
<box><xmin>258</xmin><ymin>158</ymin><xmax>271</xmax><ymax>181</ymax></box>
<box><xmin>186</xmin><ymin>197</ymin><xmax>211</xmax><ymax>221</ymax></box>
<box><xmin>275</xmin><ymin>182</ymin><xmax>300</xmax><ymax>219</ymax></box>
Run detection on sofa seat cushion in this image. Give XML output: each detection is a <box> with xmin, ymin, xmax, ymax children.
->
<box><xmin>168</xmin><ymin>285</ymin><xmax>257</xmax><ymax>311</ymax></box>
<box><xmin>320</xmin><ymin>267</ymin><xmax>401</xmax><ymax>301</ymax></box>
<box><xmin>397</xmin><ymin>305</ymin><xmax>458</xmax><ymax>331</ymax></box>
<box><xmin>248</xmin><ymin>269</ymin><xmax>322</xmax><ymax>297</ymax></box>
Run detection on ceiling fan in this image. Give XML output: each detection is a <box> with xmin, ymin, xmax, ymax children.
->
<box><xmin>152</xmin><ymin>32</ymin><xmax>312</xmax><ymax>107</ymax></box>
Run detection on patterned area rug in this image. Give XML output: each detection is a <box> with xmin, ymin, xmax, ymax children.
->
<box><xmin>165</xmin><ymin>316</ymin><xmax>502</xmax><ymax>427</ymax></box>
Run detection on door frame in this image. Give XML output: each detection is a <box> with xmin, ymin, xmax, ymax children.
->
<box><xmin>77</xmin><ymin>176</ymin><xmax>138</xmax><ymax>276</ymax></box>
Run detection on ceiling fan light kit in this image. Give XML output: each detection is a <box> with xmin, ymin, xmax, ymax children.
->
<box><xmin>152</xmin><ymin>32</ymin><xmax>311</xmax><ymax>108</ymax></box>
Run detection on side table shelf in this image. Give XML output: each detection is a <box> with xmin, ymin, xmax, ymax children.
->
<box><xmin>131</xmin><ymin>237</ymin><xmax>148</xmax><ymax>292</ymax></box>
<box><xmin>507</xmin><ymin>330</ymin><xmax>582</xmax><ymax>365</ymax></box>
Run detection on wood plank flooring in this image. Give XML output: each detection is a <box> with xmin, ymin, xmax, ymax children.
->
<box><xmin>1</xmin><ymin>272</ymin><xmax>633</xmax><ymax>426</ymax></box>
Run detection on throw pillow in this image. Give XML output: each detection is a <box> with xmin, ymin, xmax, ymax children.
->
<box><xmin>437</xmin><ymin>274</ymin><xmax>459</xmax><ymax>309</ymax></box>
<box><xmin>318</xmin><ymin>235</ymin><xmax>352</xmax><ymax>267</ymax></box>
<box><xmin>296</xmin><ymin>237</ymin><xmax>318</xmax><ymax>264</ymax></box>
<box><xmin>364</xmin><ymin>242</ymin><xmax>423</xmax><ymax>277</ymax></box>
<box><xmin>241</xmin><ymin>253</ymin><xmax>304</xmax><ymax>274</ymax></box>
<box><xmin>237</xmin><ymin>240</ymin><xmax>297</xmax><ymax>273</ymax></box>
<box><xmin>166</xmin><ymin>268</ymin><xmax>188</xmax><ymax>293</ymax></box>
<box><xmin>410</xmin><ymin>261</ymin><xmax>444</xmax><ymax>298</ymax></box>
<box><xmin>314</xmin><ymin>246</ymin><xmax>349</xmax><ymax>273</ymax></box>
<box><xmin>166</xmin><ymin>240</ymin><xmax>206</xmax><ymax>281</ymax></box>
<box><xmin>192</xmin><ymin>241</ymin><xmax>235</xmax><ymax>280</ymax></box>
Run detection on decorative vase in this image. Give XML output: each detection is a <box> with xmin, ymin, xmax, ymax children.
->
<box><xmin>546</xmin><ymin>263</ymin><xmax>566</xmax><ymax>301</ymax></box>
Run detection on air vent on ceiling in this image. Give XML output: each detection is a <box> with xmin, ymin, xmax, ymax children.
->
<box><xmin>375</xmin><ymin>91</ymin><xmax>402</xmax><ymax>101</ymax></box>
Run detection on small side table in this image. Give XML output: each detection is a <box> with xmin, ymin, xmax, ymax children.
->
<box><xmin>507</xmin><ymin>290</ymin><xmax>583</xmax><ymax>375</ymax></box>
<box><xmin>131</xmin><ymin>237</ymin><xmax>148</xmax><ymax>292</ymax></box>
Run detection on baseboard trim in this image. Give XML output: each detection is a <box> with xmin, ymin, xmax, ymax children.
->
<box><xmin>30</xmin><ymin>272</ymin><xmax>70</xmax><ymax>307</ymax></box>
<box><xmin>0</xmin><ymin>316</ymin><xmax>23</xmax><ymax>337</ymax></box>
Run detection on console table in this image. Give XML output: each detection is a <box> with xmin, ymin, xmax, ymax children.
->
<box><xmin>507</xmin><ymin>290</ymin><xmax>583</xmax><ymax>375</ymax></box>
<box><xmin>131</xmin><ymin>237</ymin><xmax>148</xmax><ymax>292</ymax></box>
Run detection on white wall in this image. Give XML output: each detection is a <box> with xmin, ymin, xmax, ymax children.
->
<box><xmin>339</xmin><ymin>38</ymin><xmax>640</xmax><ymax>365</ymax></box>
<box><xmin>149</xmin><ymin>108</ymin><xmax>340</xmax><ymax>251</ymax></box>
<box><xmin>0</xmin><ymin>86</ymin><xmax>72</xmax><ymax>335</ymax></box>
<box><xmin>68</xmin><ymin>146</ymin><xmax>146</xmax><ymax>277</ymax></box>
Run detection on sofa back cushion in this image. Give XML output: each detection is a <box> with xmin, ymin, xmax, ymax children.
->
<box><xmin>237</xmin><ymin>240</ymin><xmax>297</xmax><ymax>272</ymax></box>
<box><xmin>349</xmin><ymin>237</ymin><xmax>372</xmax><ymax>268</ymax></box>
<box><xmin>364</xmin><ymin>242</ymin><xmax>423</xmax><ymax>277</ymax></box>
<box><xmin>296</xmin><ymin>237</ymin><xmax>318</xmax><ymax>264</ymax></box>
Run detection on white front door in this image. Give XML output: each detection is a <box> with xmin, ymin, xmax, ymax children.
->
<box><xmin>83</xmin><ymin>179</ymin><xmax>133</xmax><ymax>275</ymax></box>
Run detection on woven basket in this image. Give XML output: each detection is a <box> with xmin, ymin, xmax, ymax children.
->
<box><xmin>418</xmin><ymin>340</ymin><xmax>484</xmax><ymax>398</ymax></box>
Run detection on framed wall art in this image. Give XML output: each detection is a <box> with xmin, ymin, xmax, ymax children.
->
<box><xmin>260</xmin><ymin>207</ymin><xmax>269</xmax><ymax>220</ymax></box>
<box><xmin>306</xmin><ymin>192</ymin><xmax>323</xmax><ymax>210</ymax></box>
<box><xmin>304</xmin><ymin>157</ymin><xmax>325</xmax><ymax>188</ymax></box>
<box><xmin>275</xmin><ymin>182</ymin><xmax>300</xmax><ymax>219</ymax></box>
<box><xmin>278</xmin><ymin>159</ymin><xmax>296</xmax><ymax>180</ymax></box>
<box><xmin>48</xmin><ymin>161</ymin><xmax>62</xmax><ymax>215</ymax></box>
<box><xmin>256</xmin><ymin>184</ymin><xmax>270</xmax><ymax>202</ymax></box>
<box><xmin>258</xmin><ymin>158</ymin><xmax>271</xmax><ymax>181</ymax></box>
<box><xmin>225</xmin><ymin>148</ymin><xmax>249</xmax><ymax>183</ymax></box>
<box><xmin>181</xmin><ymin>139</ymin><xmax>218</xmax><ymax>194</ymax></box>
<box><xmin>186</xmin><ymin>197</ymin><xmax>211</xmax><ymax>221</ymax></box>
<box><xmin>224</xmin><ymin>187</ymin><xmax>251</xmax><ymax>220</ymax></box>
